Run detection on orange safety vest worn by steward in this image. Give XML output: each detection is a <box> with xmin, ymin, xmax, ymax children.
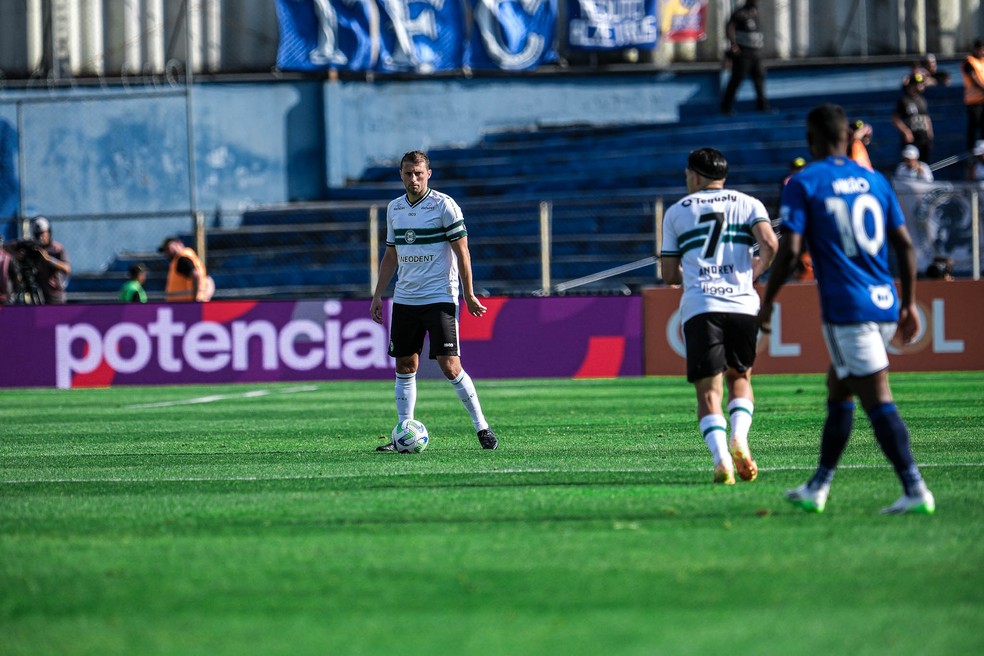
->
<box><xmin>166</xmin><ymin>246</ymin><xmax>207</xmax><ymax>302</ymax></box>
<box><xmin>963</xmin><ymin>55</ymin><xmax>984</xmax><ymax>105</ymax></box>
<box><xmin>849</xmin><ymin>140</ymin><xmax>873</xmax><ymax>171</ymax></box>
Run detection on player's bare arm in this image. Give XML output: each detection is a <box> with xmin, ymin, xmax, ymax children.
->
<box><xmin>189</xmin><ymin>265</ymin><xmax>202</xmax><ymax>300</ymax></box>
<box><xmin>39</xmin><ymin>249</ymin><xmax>71</xmax><ymax>276</ymax></box>
<box><xmin>660</xmin><ymin>256</ymin><xmax>682</xmax><ymax>285</ymax></box>
<box><xmin>450</xmin><ymin>237</ymin><xmax>486</xmax><ymax>317</ymax></box>
<box><xmin>751</xmin><ymin>221</ymin><xmax>778</xmax><ymax>281</ymax></box>
<box><xmin>370</xmin><ymin>246</ymin><xmax>398</xmax><ymax>324</ymax></box>
<box><xmin>888</xmin><ymin>224</ymin><xmax>921</xmax><ymax>344</ymax></box>
<box><xmin>758</xmin><ymin>230</ymin><xmax>802</xmax><ymax>333</ymax></box>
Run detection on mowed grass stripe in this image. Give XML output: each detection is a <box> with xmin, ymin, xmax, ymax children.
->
<box><xmin>4</xmin><ymin>460</ymin><xmax>983</xmax><ymax>486</ymax></box>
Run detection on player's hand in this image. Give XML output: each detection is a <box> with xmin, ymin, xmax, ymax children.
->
<box><xmin>370</xmin><ymin>297</ymin><xmax>383</xmax><ymax>324</ymax></box>
<box><xmin>897</xmin><ymin>304</ymin><xmax>920</xmax><ymax>345</ymax></box>
<box><xmin>757</xmin><ymin>301</ymin><xmax>774</xmax><ymax>334</ymax></box>
<box><xmin>464</xmin><ymin>295</ymin><xmax>487</xmax><ymax>317</ymax></box>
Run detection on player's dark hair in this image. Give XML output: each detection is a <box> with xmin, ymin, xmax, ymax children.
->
<box><xmin>687</xmin><ymin>148</ymin><xmax>728</xmax><ymax>180</ymax></box>
<box><xmin>400</xmin><ymin>150</ymin><xmax>430</xmax><ymax>169</ymax></box>
<box><xmin>128</xmin><ymin>263</ymin><xmax>146</xmax><ymax>279</ymax></box>
<box><xmin>807</xmin><ymin>104</ymin><xmax>847</xmax><ymax>146</ymax></box>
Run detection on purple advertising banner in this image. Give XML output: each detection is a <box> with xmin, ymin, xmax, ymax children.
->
<box><xmin>0</xmin><ymin>297</ymin><xmax>642</xmax><ymax>389</ymax></box>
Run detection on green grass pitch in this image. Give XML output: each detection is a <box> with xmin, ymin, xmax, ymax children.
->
<box><xmin>2</xmin><ymin>372</ymin><xmax>982</xmax><ymax>655</ymax></box>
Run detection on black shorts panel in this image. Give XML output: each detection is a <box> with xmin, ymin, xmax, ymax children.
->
<box><xmin>682</xmin><ymin>312</ymin><xmax>758</xmax><ymax>383</ymax></box>
<box><xmin>389</xmin><ymin>302</ymin><xmax>460</xmax><ymax>359</ymax></box>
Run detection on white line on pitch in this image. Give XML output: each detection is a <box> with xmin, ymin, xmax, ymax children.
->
<box><xmin>126</xmin><ymin>385</ymin><xmax>318</xmax><ymax>409</ymax></box>
<box><xmin>2</xmin><ymin>462</ymin><xmax>980</xmax><ymax>486</ymax></box>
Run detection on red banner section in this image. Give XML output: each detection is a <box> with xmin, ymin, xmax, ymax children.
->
<box><xmin>643</xmin><ymin>280</ymin><xmax>984</xmax><ymax>375</ymax></box>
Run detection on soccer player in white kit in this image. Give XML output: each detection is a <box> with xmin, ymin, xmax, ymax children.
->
<box><xmin>370</xmin><ymin>151</ymin><xmax>498</xmax><ymax>451</ymax></box>
<box><xmin>661</xmin><ymin>148</ymin><xmax>778</xmax><ymax>484</ymax></box>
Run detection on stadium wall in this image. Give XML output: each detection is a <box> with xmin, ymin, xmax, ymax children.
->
<box><xmin>643</xmin><ymin>280</ymin><xmax>984</xmax><ymax>375</ymax></box>
<box><xmin>0</xmin><ymin>61</ymin><xmax>945</xmax><ymax>274</ymax></box>
<box><xmin>1</xmin><ymin>282</ymin><xmax>981</xmax><ymax>389</ymax></box>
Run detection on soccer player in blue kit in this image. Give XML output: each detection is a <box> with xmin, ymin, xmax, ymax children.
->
<box><xmin>760</xmin><ymin>104</ymin><xmax>935</xmax><ymax>514</ymax></box>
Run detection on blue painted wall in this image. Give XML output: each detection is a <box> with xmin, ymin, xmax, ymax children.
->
<box><xmin>0</xmin><ymin>81</ymin><xmax>327</xmax><ymax>270</ymax></box>
<box><xmin>0</xmin><ymin>61</ymin><xmax>961</xmax><ymax>271</ymax></box>
<box><xmin>323</xmin><ymin>72</ymin><xmax>717</xmax><ymax>187</ymax></box>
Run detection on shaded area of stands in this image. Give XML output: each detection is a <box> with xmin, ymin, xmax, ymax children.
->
<box><xmin>70</xmin><ymin>84</ymin><xmax>969</xmax><ymax>300</ymax></box>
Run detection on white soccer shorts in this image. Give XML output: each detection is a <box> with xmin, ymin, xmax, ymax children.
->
<box><xmin>821</xmin><ymin>321</ymin><xmax>897</xmax><ymax>380</ymax></box>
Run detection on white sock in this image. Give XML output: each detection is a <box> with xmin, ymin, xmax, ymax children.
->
<box><xmin>395</xmin><ymin>372</ymin><xmax>416</xmax><ymax>423</ymax></box>
<box><xmin>700</xmin><ymin>414</ymin><xmax>731</xmax><ymax>468</ymax></box>
<box><xmin>728</xmin><ymin>397</ymin><xmax>754</xmax><ymax>452</ymax></box>
<box><xmin>450</xmin><ymin>370</ymin><xmax>488</xmax><ymax>431</ymax></box>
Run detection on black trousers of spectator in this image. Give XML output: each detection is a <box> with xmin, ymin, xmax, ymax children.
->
<box><xmin>967</xmin><ymin>103</ymin><xmax>984</xmax><ymax>151</ymax></box>
<box><xmin>721</xmin><ymin>49</ymin><xmax>768</xmax><ymax>114</ymax></box>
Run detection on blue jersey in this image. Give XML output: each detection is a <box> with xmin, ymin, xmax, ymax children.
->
<box><xmin>779</xmin><ymin>156</ymin><xmax>906</xmax><ymax>324</ymax></box>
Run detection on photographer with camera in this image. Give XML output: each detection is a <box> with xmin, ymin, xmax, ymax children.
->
<box><xmin>2</xmin><ymin>217</ymin><xmax>71</xmax><ymax>304</ymax></box>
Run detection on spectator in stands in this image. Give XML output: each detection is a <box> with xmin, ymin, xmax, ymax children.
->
<box><xmin>783</xmin><ymin>156</ymin><xmax>806</xmax><ymax>185</ymax></box>
<box><xmin>962</xmin><ymin>39</ymin><xmax>984</xmax><ymax>152</ymax></box>
<box><xmin>848</xmin><ymin>119</ymin><xmax>874</xmax><ymax>171</ymax></box>
<box><xmin>777</xmin><ymin>157</ymin><xmax>814</xmax><ymax>281</ymax></box>
<box><xmin>903</xmin><ymin>54</ymin><xmax>949</xmax><ymax>88</ymax></box>
<box><xmin>775</xmin><ymin>156</ymin><xmax>807</xmax><ymax>216</ymax></box>
<box><xmin>924</xmin><ymin>256</ymin><xmax>954</xmax><ymax>281</ymax></box>
<box><xmin>118</xmin><ymin>263</ymin><xmax>148</xmax><ymax>303</ymax></box>
<box><xmin>892</xmin><ymin>74</ymin><xmax>934</xmax><ymax>163</ymax></box>
<box><xmin>1</xmin><ymin>217</ymin><xmax>71</xmax><ymax>304</ymax></box>
<box><xmin>894</xmin><ymin>145</ymin><xmax>934</xmax><ymax>182</ymax></box>
<box><xmin>969</xmin><ymin>140</ymin><xmax>984</xmax><ymax>181</ymax></box>
<box><xmin>159</xmin><ymin>236</ymin><xmax>211</xmax><ymax>302</ymax></box>
<box><xmin>720</xmin><ymin>0</ymin><xmax>769</xmax><ymax>115</ymax></box>
<box><xmin>920</xmin><ymin>53</ymin><xmax>950</xmax><ymax>86</ymax></box>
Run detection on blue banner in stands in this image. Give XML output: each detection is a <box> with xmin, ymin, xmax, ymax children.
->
<box><xmin>275</xmin><ymin>0</ymin><xmax>466</xmax><ymax>73</ymax></box>
<box><xmin>377</xmin><ymin>0</ymin><xmax>466</xmax><ymax>73</ymax></box>
<box><xmin>566</xmin><ymin>0</ymin><xmax>659</xmax><ymax>51</ymax></box>
<box><xmin>464</xmin><ymin>0</ymin><xmax>559</xmax><ymax>71</ymax></box>
<box><xmin>276</xmin><ymin>0</ymin><xmax>373</xmax><ymax>71</ymax></box>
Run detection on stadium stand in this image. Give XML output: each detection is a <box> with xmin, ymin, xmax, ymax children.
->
<box><xmin>69</xmin><ymin>83</ymin><xmax>967</xmax><ymax>300</ymax></box>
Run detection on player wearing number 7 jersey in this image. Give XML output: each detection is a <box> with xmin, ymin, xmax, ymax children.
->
<box><xmin>661</xmin><ymin>147</ymin><xmax>778</xmax><ymax>485</ymax></box>
<box><xmin>760</xmin><ymin>103</ymin><xmax>934</xmax><ymax>515</ymax></box>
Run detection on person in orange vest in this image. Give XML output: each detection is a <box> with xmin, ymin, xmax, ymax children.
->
<box><xmin>962</xmin><ymin>38</ymin><xmax>984</xmax><ymax>152</ymax></box>
<box><xmin>778</xmin><ymin>157</ymin><xmax>814</xmax><ymax>281</ymax></box>
<box><xmin>848</xmin><ymin>119</ymin><xmax>874</xmax><ymax>171</ymax></box>
<box><xmin>158</xmin><ymin>236</ymin><xmax>211</xmax><ymax>302</ymax></box>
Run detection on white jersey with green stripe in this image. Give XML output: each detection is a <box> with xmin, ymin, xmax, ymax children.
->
<box><xmin>387</xmin><ymin>188</ymin><xmax>468</xmax><ymax>305</ymax></box>
<box><xmin>661</xmin><ymin>187</ymin><xmax>770</xmax><ymax>323</ymax></box>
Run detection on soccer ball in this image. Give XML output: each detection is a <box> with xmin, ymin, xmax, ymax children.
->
<box><xmin>391</xmin><ymin>419</ymin><xmax>429</xmax><ymax>453</ymax></box>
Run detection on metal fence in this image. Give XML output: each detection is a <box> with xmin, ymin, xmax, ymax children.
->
<box><xmin>12</xmin><ymin>181</ymin><xmax>982</xmax><ymax>304</ymax></box>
